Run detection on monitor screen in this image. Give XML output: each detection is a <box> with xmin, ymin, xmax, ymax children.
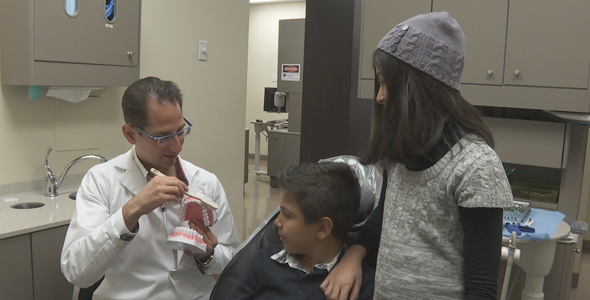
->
<box><xmin>263</xmin><ymin>87</ymin><xmax>287</xmax><ymax>113</ymax></box>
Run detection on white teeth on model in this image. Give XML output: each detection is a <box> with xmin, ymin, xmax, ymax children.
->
<box><xmin>177</xmin><ymin>227</ymin><xmax>202</xmax><ymax>240</ymax></box>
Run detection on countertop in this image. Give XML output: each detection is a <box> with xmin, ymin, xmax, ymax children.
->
<box><xmin>0</xmin><ymin>176</ymin><xmax>81</xmax><ymax>239</ymax></box>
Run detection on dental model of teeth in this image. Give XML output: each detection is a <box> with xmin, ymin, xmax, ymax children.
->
<box><xmin>179</xmin><ymin>196</ymin><xmax>217</xmax><ymax>227</ymax></box>
<box><xmin>166</xmin><ymin>195</ymin><xmax>217</xmax><ymax>254</ymax></box>
<box><xmin>166</xmin><ymin>227</ymin><xmax>207</xmax><ymax>254</ymax></box>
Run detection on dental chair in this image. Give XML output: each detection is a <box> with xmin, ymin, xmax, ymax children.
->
<box><xmin>209</xmin><ymin>156</ymin><xmax>382</xmax><ymax>300</ymax></box>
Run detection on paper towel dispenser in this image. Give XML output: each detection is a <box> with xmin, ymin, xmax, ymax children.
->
<box><xmin>0</xmin><ymin>0</ymin><xmax>140</xmax><ymax>87</ymax></box>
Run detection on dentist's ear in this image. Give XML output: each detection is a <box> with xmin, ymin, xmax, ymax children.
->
<box><xmin>317</xmin><ymin>217</ymin><xmax>334</xmax><ymax>240</ymax></box>
<box><xmin>122</xmin><ymin>124</ymin><xmax>138</xmax><ymax>144</ymax></box>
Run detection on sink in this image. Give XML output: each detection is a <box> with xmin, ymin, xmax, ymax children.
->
<box><xmin>11</xmin><ymin>202</ymin><xmax>45</xmax><ymax>209</ymax></box>
<box><xmin>69</xmin><ymin>193</ymin><xmax>76</xmax><ymax>200</ymax></box>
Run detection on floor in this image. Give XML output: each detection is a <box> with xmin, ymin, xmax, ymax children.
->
<box><xmin>569</xmin><ymin>250</ymin><xmax>590</xmax><ymax>300</ymax></box>
<box><xmin>242</xmin><ymin>158</ymin><xmax>281</xmax><ymax>239</ymax></box>
<box><xmin>242</xmin><ymin>158</ymin><xmax>590</xmax><ymax>300</ymax></box>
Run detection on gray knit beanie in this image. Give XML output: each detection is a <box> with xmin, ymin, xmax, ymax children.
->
<box><xmin>377</xmin><ymin>11</ymin><xmax>465</xmax><ymax>91</ymax></box>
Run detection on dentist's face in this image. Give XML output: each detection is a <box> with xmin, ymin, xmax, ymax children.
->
<box><xmin>134</xmin><ymin>99</ymin><xmax>186</xmax><ymax>174</ymax></box>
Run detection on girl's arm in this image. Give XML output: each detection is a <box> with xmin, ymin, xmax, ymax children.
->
<box><xmin>460</xmin><ymin>207</ymin><xmax>503</xmax><ymax>299</ymax></box>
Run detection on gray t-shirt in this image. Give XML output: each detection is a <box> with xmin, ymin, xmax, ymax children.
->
<box><xmin>374</xmin><ymin>135</ymin><xmax>513</xmax><ymax>299</ymax></box>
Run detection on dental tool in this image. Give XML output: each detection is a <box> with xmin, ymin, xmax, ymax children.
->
<box><xmin>149</xmin><ymin>168</ymin><xmax>219</xmax><ymax>210</ymax></box>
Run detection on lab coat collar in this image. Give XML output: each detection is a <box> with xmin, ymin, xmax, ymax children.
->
<box><xmin>117</xmin><ymin>146</ymin><xmax>146</xmax><ymax>197</ymax></box>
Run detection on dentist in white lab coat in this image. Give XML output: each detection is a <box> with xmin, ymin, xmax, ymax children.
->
<box><xmin>61</xmin><ymin>77</ymin><xmax>239</xmax><ymax>300</ymax></box>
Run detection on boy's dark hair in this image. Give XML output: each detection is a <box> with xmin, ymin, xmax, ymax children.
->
<box><xmin>278</xmin><ymin>162</ymin><xmax>361</xmax><ymax>240</ymax></box>
<box><xmin>363</xmin><ymin>49</ymin><xmax>494</xmax><ymax>168</ymax></box>
<box><xmin>122</xmin><ymin>76</ymin><xmax>184</xmax><ymax>130</ymax></box>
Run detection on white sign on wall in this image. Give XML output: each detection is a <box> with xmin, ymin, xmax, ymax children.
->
<box><xmin>281</xmin><ymin>64</ymin><xmax>300</xmax><ymax>81</ymax></box>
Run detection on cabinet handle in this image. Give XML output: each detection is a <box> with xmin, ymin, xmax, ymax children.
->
<box><xmin>514</xmin><ymin>70</ymin><xmax>520</xmax><ymax>76</ymax></box>
<box><xmin>127</xmin><ymin>51</ymin><xmax>134</xmax><ymax>57</ymax></box>
<box><xmin>487</xmin><ymin>70</ymin><xmax>494</xmax><ymax>75</ymax></box>
<box><xmin>573</xmin><ymin>248</ymin><xmax>581</xmax><ymax>254</ymax></box>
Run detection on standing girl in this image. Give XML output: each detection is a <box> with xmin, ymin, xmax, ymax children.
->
<box><xmin>321</xmin><ymin>12</ymin><xmax>513</xmax><ymax>300</ymax></box>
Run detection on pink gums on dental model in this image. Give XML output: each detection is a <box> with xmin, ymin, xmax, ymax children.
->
<box><xmin>166</xmin><ymin>227</ymin><xmax>207</xmax><ymax>254</ymax></box>
<box><xmin>165</xmin><ymin>196</ymin><xmax>217</xmax><ymax>254</ymax></box>
<box><xmin>180</xmin><ymin>196</ymin><xmax>216</xmax><ymax>227</ymax></box>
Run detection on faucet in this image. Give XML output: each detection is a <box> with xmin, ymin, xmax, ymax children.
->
<box><xmin>44</xmin><ymin>146</ymin><xmax>107</xmax><ymax>197</ymax></box>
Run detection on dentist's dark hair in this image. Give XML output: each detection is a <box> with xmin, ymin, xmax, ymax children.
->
<box><xmin>122</xmin><ymin>76</ymin><xmax>184</xmax><ymax>130</ymax></box>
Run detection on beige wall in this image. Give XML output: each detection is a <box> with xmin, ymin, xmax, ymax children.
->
<box><xmin>246</xmin><ymin>2</ymin><xmax>306</xmax><ymax>156</ymax></box>
<box><xmin>0</xmin><ymin>0</ymin><xmax>249</xmax><ymax>241</ymax></box>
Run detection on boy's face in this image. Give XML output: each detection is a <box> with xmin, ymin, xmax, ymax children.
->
<box><xmin>274</xmin><ymin>191</ymin><xmax>318</xmax><ymax>255</ymax></box>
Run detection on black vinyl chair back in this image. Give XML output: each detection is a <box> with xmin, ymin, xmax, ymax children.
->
<box><xmin>209</xmin><ymin>210</ymin><xmax>282</xmax><ymax>300</ymax></box>
<box><xmin>78</xmin><ymin>276</ymin><xmax>103</xmax><ymax>300</ymax></box>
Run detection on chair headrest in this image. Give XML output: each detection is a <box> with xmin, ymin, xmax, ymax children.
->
<box><xmin>318</xmin><ymin>155</ymin><xmax>382</xmax><ymax>226</ymax></box>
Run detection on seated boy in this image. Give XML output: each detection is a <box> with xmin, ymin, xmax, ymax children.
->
<box><xmin>227</xmin><ymin>162</ymin><xmax>375</xmax><ymax>300</ymax></box>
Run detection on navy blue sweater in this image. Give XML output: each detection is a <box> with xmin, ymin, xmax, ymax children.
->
<box><xmin>227</xmin><ymin>244</ymin><xmax>375</xmax><ymax>300</ymax></box>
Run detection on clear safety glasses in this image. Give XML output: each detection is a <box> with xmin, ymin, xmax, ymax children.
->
<box><xmin>133</xmin><ymin>118</ymin><xmax>192</xmax><ymax>146</ymax></box>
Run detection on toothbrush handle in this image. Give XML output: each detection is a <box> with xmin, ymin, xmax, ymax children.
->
<box><xmin>150</xmin><ymin>168</ymin><xmax>219</xmax><ymax>210</ymax></box>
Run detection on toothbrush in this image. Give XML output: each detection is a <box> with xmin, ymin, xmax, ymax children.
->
<box><xmin>149</xmin><ymin>168</ymin><xmax>219</xmax><ymax>210</ymax></box>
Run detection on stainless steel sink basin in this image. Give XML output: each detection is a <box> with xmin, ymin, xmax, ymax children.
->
<box><xmin>69</xmin><ymin>193</ymin><xmax>76</xmax><ymax>200</ymax></box>
<box><xmin>11</xmin><ymin>202</ymin><xmax>45</xmax><ymax>209</ymax></box>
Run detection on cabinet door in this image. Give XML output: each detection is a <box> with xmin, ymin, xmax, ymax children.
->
<box><xmin>433</xmin><ymin>0</ymin><xmax>508</xmax><ymax>86</ymax></box>
<box><xmin>483</xmin><ymin>117</ymin><xmax>565</xmax><ymax>169</ymax></box>
<box><xmin>267</xmin><ymin>131</ymin><xmax>300</xmax><ymax>178</ymax></box>
<box><xmin>360</xmin><ymin>0</ymin><xmax>432</xmax><ymax>80</ymax></box>
<box><xmin>504</xmin><ymin>0</ymin><xmax>590</xmax><ymax>89</ymax></box>
<box><xmin>34</xmin><ymin>0</ymin><xmax>140</xmax><ymax>67</ymax></box>
<box><xmin>0</xmin><ymin>234</ymin><xmax>34</xmax><ymax>300</ymax></box>
<box><xmin>31</xmin><ymin>226</ymin><xmax>74</xmax><ymax>300</ymax></box>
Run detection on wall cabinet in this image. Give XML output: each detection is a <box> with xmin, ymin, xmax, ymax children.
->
<box><xmin>359</xmin><ymin>0</ymin><xmax>430</xmax><ymax>86</ymax></box>
<box><xmin>483</xmin><ymin>117</ymin><xmax>566</xmax><ymax>170</ymax></box>
<box><xmin>358</xmin><ymin>0</ymin><xmax>590</xmax><ymax>112</ymax></box>
<box><xmin>0</xmin><ymin>226</ymin><xmax>74</xmax><ymax>300</ymax></box>
<box><xmin>0</xmin><ymin>0</ymin><xmax>141</xmax><ymax>87</ymax></box>
<box><xmin>34</xmin><ymin>0</ymin><xmax>140</xmax><ymax>68</ymax></box>
<box><xmin>431</xmin><ymin>1</ymin><xmax>507</xmax><ymax>87</ymax></box>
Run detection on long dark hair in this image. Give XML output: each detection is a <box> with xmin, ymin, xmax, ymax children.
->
<box><xmin>362</xmin><ymin>49</ymin><xmax>494</xmax><ymax>169</ymax></box>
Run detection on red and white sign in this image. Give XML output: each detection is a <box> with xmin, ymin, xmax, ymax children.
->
<box><xmin>281</xmin><ymin>64</ymin><xmax>300</xmax><ymax>81</ymax></box>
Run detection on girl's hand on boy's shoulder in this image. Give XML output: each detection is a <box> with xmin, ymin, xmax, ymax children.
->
<box><xmin>320</xmin><ymin>256</ymin><xmax>364</xmax><ymax>299</ymax></box>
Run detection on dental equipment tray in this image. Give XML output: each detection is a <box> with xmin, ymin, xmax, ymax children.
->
<box><xmin>503</xmin><ymin>200</ymin><xmax>532</xmax><ymax>223</ymax></box>
<box><xmin>504</xmin><ymin>222</ymin><xmax>536</xmax><ymax>236</ymax></box>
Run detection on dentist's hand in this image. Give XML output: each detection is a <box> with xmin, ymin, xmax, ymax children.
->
<box><xmin>122</xmin><ymin>176</ymin><xmax>188</xmax><ymax>231</ymax></box>
<box><xmin>184</xmin><ymin>217</ymin><xmax>218</xmax><ymax>261</ymax></box>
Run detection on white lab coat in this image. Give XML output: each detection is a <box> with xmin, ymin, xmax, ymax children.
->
<box><xmin>61</xmin><ymin>147</ymin><xmax>239</xmax><ymax>300</ymax></box>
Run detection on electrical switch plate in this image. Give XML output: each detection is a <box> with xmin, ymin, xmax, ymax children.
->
<box><xmin>199</xmin><ymin>40</ymin><xmax>208</xmax><ymax>61</ymax></box>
